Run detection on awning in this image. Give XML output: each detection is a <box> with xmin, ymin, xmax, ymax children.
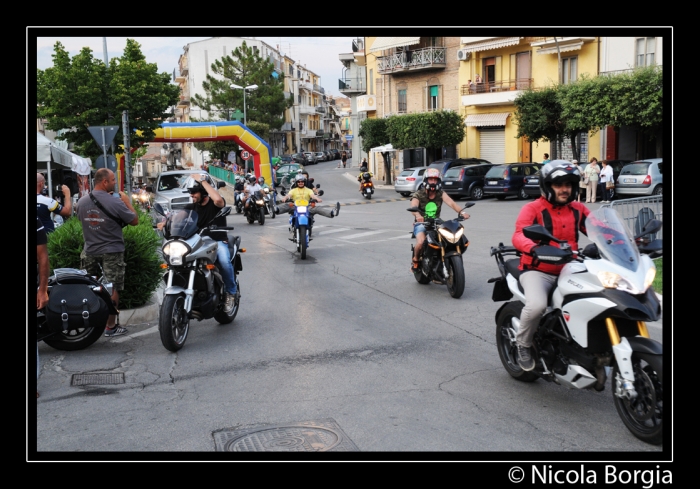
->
<box><xmin>464</xmin><ymin>113</ymin><xmax>510</xmax><ymax>127</ymax></box>
<box><xmin>531</xmin><ymin>37</ymin><xmax>595</xmax><ymax>55</ymax></box>
<box><xmin>369</xmin><ymin>37</ymin><xmax>421</xmax><ymax>53</ymax></box>
<box><xmin>461</xmin><ymin>37</ymin><xmax>521</xmax><ymax>53</ymax></box>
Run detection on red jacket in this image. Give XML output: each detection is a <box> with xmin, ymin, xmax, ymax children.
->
<box><xmin>513</xmin><ymin>197</ymin><xmax>590</xmax><ymax>275</ymax></box>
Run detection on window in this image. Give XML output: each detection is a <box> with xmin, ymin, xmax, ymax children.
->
<box><xmin>636</xmin><ymin>37</ymin><xmax>656</xmax><ymax>67</ymax></box>
<box><xmin>369</xmin><ymin>69</ymin><xmax>374</xmax><ymax>95</ymax></box>
<box><xmin>428</xmin><ymin>85</ymin><xmax>439</xmax><ymax>111</ymax></box>
<box><xmin>398</xmin><ymin>89</ymin><xmax>407</xmax><ymax>113</ymax></box>
<box><xmin>562</xmin><ymin>56</ymin><xmax>578</xmax><ymax>84</ymax></box>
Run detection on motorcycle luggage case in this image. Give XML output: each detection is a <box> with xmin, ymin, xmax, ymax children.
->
<box><xmin>46</xmin><ymin>283</ymin><xmax>110</xmax><ymax>333</ymax></box>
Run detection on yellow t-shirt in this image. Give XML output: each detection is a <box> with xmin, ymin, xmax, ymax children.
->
<box><xmin>287</xmin><ymin>187</ymin><xmax>315</xmax><ymax>203</ymax></box>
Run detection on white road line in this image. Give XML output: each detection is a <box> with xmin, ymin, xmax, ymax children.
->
<box><xmin>339</xmin><ymin>230</ymin><xmax>385</xmax><ymax>240</ymax></box>
<box><xmin>112</xmin><ymin>325</ymin><xmax>158</xmax><ymax>342</ymax></box>
<box><xmin>318</xmin><ymin>228</ymin><xmax>350</xmax><ymax>235</ymax></box>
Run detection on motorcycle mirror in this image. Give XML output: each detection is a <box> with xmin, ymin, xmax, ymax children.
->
<box><xmin>217</xmin><ymin>181</ymin><xmax>227</xmax><ymax>189</ymax></box>
<box><xmin>317</xmin><ymin>189</ymin><xmax>324</xmax><ymax>196</ymax></box>
<box><xmin>406</xmin><ymin>206</ymin><xmax>419</xmax><ymax>212</ymax></box>
<box><xmin>523</xmin><ymin>224</ymin><xmax>566</xmax><ymax>245</ymax></box>
<box><xmin>280</xmin><ymin>188</ymin><xmax>287</xmax><ymax>196</ymax></box>
<box><xmin>315</xmin><ymin>184</ymin><xmax>321</xmax><ymax>189</ymax></box>
<box><xmin>462</xmin><ymin>202</ymin><xmax>476</xmax><ymax>209</ymax></box>
<box><xmin>219</xmin><ymin>206</ymin><xmax>232</xmax><ymax>218</ymax></box>
<box><xmin>634</xmin><ymin>218</ymin><xmax>662</xmax><ymax>240</ymax></box>
<box><xmin>153</xmin><ymin>202</ymin><xmax>166</xmax><ymax>216</ymax></box>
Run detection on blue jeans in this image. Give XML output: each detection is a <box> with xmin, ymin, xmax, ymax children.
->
<box><xmin>216</xmin><ymin>241</ymin><xmax>237</xmax><ymax>295</ymax></box>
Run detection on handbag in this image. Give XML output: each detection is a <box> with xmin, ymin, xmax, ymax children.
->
<box><xmin>606</xmin><ymin>181</ymin><xmax>615</xmax><ymax>189</ymax></box>
<box><xmin>583</xmin><ymin>175</ymin><xmax>590</xmax><ymax>185</ymax></box>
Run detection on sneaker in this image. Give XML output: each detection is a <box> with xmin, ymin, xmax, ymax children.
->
<box><xmin>105</xmin><ymin>326</ymin><xmax>128</xmax><ymax>337</ymax></box>
<box><xmin>335</xmin><ymin>202</ymin><xmax>340</xmax><ymax>216</ymax></box>
<box><xmin>517</xmin><ymin>345</ymin><xmax>535</xmax><ymax>371</ymax></box>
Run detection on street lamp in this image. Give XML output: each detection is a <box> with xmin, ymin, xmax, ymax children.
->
<box><xmin>230</xmin><ymin>83</ymin><xmax>258</xmax><ymax>125</ymax></box>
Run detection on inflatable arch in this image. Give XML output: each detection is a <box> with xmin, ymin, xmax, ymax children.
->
<box><xmin>152</xmin><ymin>121</ymin><xmax>272</xmax><ymax>184</ymax></box>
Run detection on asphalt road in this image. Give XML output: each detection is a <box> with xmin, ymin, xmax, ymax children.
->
<box><xmin>33</xmin><ymin>158</ymin><xmax>669</xmax><ymax>461</ymax></box>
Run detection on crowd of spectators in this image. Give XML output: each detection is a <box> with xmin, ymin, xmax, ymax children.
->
<box><xmin>204</xmin><ymin>159</ymin><xmax>249</xmax><ymax>177</ymax></box>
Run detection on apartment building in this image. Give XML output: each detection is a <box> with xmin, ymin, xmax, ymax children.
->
<box><xmin>339</xmin><ymin>38</ymin><xmax>368</xmax><ymax>161</ymax></box>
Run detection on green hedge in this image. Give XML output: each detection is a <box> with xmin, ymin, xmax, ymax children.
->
<box><xmin>47</xmin><ymin>207</ymin><xmax>163</xmax><ymax>309</ymax></box>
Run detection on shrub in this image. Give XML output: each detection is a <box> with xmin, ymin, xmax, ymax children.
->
<box><xmin>46</xmin><ymin>207</ymin><xmax>163</xmax><ymax>309</ymax></box>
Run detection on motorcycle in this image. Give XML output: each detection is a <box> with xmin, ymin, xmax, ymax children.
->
<box><xmin>359</xmin><ymin>172</ymin><xmax>374</xmax><ymax>199</ymax></box>
<box><xmin>488</xmin><ymin>207</ymin><xmax>663</xmax><ymax>445</ymax></box>
<box><xmin>280</xmin><ymin>185</ymin><xmax>323</xmax><ymax>260</ymax></box>
<box><xmin>263</xmin><ymin>187</ymin><xmax>276</xmax><ymax>219</ymax></box>
<box><xmin>154</xmin><ymin>203</ymin><xmax>243</xmax><ymax>352</ymax></box>
<box><xmin>407</xmin><ymin>202</ymin><xmax>474</xmax><ymax>298</ymax></box>
<box><xmin>244</xmin><ymin>189</ymin><xmax>266</xmax><ymax>225</ymax></box>
<box><xmin>37</xmin><ymin>268</ymin><xmax>118</xmax><ymax>351</ymax></box>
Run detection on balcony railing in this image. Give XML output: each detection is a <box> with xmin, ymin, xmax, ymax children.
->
<box><xmin>352</xmin><ymin>38</ymin><xmax>364</xmax><ymax>53</ymax></box>
<box><xmin>315</xmin><ymin>106</ymin><xmax>326</xmax><ymax>114</ymax></box>
<box><xmin>461</xmin><ymin>78</ymin><xmax>533</xmax><ymax>95</ymax></box>
<box><xmin>377</xmin><ymin>47</ymin><xmax>446</xmax><ymax>74</ymax></box>
<box><xmin>313</xmin><ymin>84</ymin><xmax>325</xmax><ymax>94</ymax></box>
<box><xmin>339</xmin><ymin>76</ymin><xmax>366</xmax><ymax>92</ymax></box>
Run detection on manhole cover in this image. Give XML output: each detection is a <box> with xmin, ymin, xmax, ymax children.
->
<box><xmin>71</xmin><ymin>373</ymin><xmax>125</xmax><ymax>386</ymax></box>
<box><xmin>213</xmin><ymin>418</ymin><xmax>359</xmax><ymax>452</ymax></box>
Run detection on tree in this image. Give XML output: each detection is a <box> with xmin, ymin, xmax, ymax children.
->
<box><xmin>358</xmin><ymin>118</ymin><xmax>389</xmax><ymax>183</ymax></box>
<box><xmin>190</xmin><ymin>40</ymin><xmax>291</xmax><ymax>129</ymax></box>
<box><xmin>386</xmin><ymin>110</ymin><xmax>465</xmax><ymax>152</ymax></box>
<box><xmin>37</xmin><ymin>40</ymin><xmax>180</xmax><ymax>160</ymax></box>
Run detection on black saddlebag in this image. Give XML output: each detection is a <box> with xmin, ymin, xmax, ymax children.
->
<box><xmin>45</xmin><ymin>284</ymin><xmax>109</xmax><ymax>333</ymax></box>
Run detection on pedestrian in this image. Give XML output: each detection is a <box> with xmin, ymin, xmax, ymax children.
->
<box><xmin>36</xmin><ymin>216</ymin><xmax>50</xmax><ymax>399</ymax></box>
<box><xmin>599</xmin><ymin>159</ymin><xmax>614</xmax><ymax>203</ymax></box>
<box><xmin>341</xmin><ymin>151</ymin><xmax>348</xmax><ymax>169</ymax></box>
<box><xmin>76</xmin><ymin>168</ymin><xmax>139</xmax><ymax>337</ymax></box>
<box><xmin>37</xmin><ymin>173</ymin><xmax>73</xmax><ymax>232</ymax></box>
<box><xmin>571</xmin><ymin>160</ymin><xmax>583</xmax><ymax>202</ymax></box>
<box><xmin>542</xmin><ymin>153</ymin><xmax>551</xmax><ymax>164</ymax></box>
<box><xmin>583</xmin><ymin>157</ymin><xmax>600</xmax><ymax>203</ymax></box>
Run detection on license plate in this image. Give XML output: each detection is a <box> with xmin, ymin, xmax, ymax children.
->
<box><xmin>488</xmin><ymin>181</ymin><xmax>497</xmax><ymax>185</ymax></box>
<box><xmin>444</xmin><ymin>181</ymin><xmax>453</xmax><ymax>185</ymax></box>
<box><xmin>623</xmin><ymin>178</ymin><xmax>634</xmax><ymax>183</ymax></box>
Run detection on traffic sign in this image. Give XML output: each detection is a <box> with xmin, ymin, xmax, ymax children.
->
<box><xmin>242</xmin><ymin>150</ymin><xmax>251</xmax><ymax>160</ymax></box>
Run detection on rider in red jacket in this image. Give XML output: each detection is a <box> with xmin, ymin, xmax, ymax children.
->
<box><xmin>512</xmin><ymin>161</ymin><xmax>590</xmax><ymax>371</ymax></box>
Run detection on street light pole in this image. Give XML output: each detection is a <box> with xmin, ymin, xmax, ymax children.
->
<box><xmin>230</xmin><ymin>83</ymin><xmax>258</xmax><ymax>125</ymax></box>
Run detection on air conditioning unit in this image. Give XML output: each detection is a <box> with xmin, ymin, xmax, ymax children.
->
<box><xmin>457</xmin><ymin>49</ymin><xmax>470</xmax><ymax>61</ymax></box>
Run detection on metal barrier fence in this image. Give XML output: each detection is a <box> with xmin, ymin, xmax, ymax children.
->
<box><xmin>601</xmin><ymin>196</ymin><xmax>663</xmax><ymax>240</ymax></box>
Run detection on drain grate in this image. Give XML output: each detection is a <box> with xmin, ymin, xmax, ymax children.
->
<box><xmin>71</xmin><ymin>373</ymin><xmax>125</xmax><ymax>386</ymax></box>
<box><xmin>213</xmin><ymin>418</ymin><xmax>359</xmax><ymax>452</ymax></box>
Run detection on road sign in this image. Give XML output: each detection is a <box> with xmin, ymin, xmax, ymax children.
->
<box><xmin>242</xmin><ymin>150</ymin><xmax>251</xmax><ymax>160</ymax></box>
<box><xmin>95</xmin><ymin>155</ymin><xmax>118</xmax><ymax>171</ymax></box>
<box><xmin>88</xmin><ymin>125</ymin><xmax>120</xmax><ymax>151</ymax></box>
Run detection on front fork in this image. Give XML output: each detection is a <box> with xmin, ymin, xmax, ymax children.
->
<box><xmin>164</xmin><ymin>261</ymin><xmax>196</xmax><ymax>312</ymax></box>
<box><xmin>609</xmin><ymin>318</ymin><xmax>650</xmax><ymax>399</ymax></box>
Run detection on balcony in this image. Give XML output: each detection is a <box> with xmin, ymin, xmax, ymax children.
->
<box><xmin>460</xmin><ymin>79</ymin><xmax>533</xmax><ymax>107</ymax></box>
<box><xmin>313</xmin><ymin>84</ymin><xmax>325</xmax><ymax>95</ymax></box>
<box><xmin>316</xmin><ymin>130</ymin><xmax>324</xmax><ymax>136</ymax></box>
<box><xmin>177</xmin><ymin>90</ymin><xmax>191</xmax><ymax>108</ymax></box>
<box><xmin>299</xmin><ymin>81</ymin><xmax>312</xmax><ymax>92</ymax></box>
<box><xmin>300</xmin><ymin>105</ymin><xmax>317</xmax><ymax>115</ymax></box>
<box><xmin>377</xmin><ymin>46</ymin><xmax>446</xmax><ymax>75</ymax></box>
<box><xmin>339</xmin><ymin>76</ymin><xmax>366</xmax><ymax>94</ymax></box>
<box><xmin>315</xmin><ymin>106</ymin><xmax>326</xmax><ymax>114</ymax></box>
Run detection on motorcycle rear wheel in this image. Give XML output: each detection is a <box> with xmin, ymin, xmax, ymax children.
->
<box><xmin>41</xmin><ymin>318</ymin><xmax>106</xmax><ymax>351</ymax></box>
<box><xmin>215</xmin><ymin>279</ymin><xmax>240</xmax><ymax>324</ymax></box>
<box><xmin>269</xmin><ymin>204</ymin><xmax>276</xmax><ymax>219</ymax></box>
<box><xmin>612</xmin><ymin>355</ymin><xmax>663</xmax><ymax>445</ymax></box>
<box><xmin>299</xmin><ymin>225</ymin><xmax>308</xmax><ymax>259</ymax></box>
<box><xmin>445</xmin><ymin>255</ymin><xmax>465</xmax><ymax>299</ymax></box>
<box><xmin>159</xmin><ymin>294</ymin><xmax>189</xmax><ymax>352</ymax></box>
<box><xmin>496</xmin><ymin>301</ymin><xmax>538</xmax><ymax>382</ymax></box>
<box><xmin>413</xmin><ymin>257</ymin><xmax>430</xmax><ymax>284</ymax></box>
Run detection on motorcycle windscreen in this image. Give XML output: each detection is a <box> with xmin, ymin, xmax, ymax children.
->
<box><xmin>586</xmin><ymin>208</ymin><xmax>640</xmax><ymax>273</ymax></box>
<box><xmin>165</xmin><ymin>208</ymin><xmax>200</xmax><ymax>239</ymax></box>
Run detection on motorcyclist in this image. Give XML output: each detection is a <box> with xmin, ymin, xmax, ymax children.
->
<box><xmin>357</xmin><ymin>158</ymin><xmax>373</xmax><ymax>192</ymax></box>
<box><xmin>233</xmin><ymin>176</ymin><xmax>246</xmax><ymax>209</ymax></box>
<box><xmin>512</xmin><ymin>160</ymin><xmax>590</xmax><ymax>371</ymax></box>
<box><xmin>243</xmin><ymin>175</ymin><xmax>262</xmax><ymax>213</ymax></box>
<box><xmin>182</xmin><ymin>174</ymin><xmax>238</xmax><ymax>306</ymax></box>
<box><xmin>410</xmin><ymin>168</ymin><xmax>469</xmax><ymax>271</ymax></box>
<box><xmin>277</xmin><ymin>174</ymin><xmax>339</xmax><ymax>218</ymax></box>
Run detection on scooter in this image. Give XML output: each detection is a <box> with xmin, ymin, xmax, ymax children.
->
<box><xmin>488</xmin><ymin>207</ymin><xmax>663</xmax><ymax>444</ymax></box>
<box><xmin>359</xmin><ymin>172</ymin><xmax>374</xmax><ymax>199</ymax></box>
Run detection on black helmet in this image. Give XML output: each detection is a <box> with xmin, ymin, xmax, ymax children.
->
<box><xmin>185</xmin><ymin>175</ymin><xmax>209</xmax><ymax>197</ymax></box>
<box><xmin>539</xmin><ymin>160</ymin><xmax>580</xmax><ymax>205</ymax></box>
<box><xmin>248</xmin><ymin>175</ymin><xmax>256</xmax><ymax>184</ymax></box>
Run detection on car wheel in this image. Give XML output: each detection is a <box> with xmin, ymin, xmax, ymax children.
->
<box><xmin>400</xmin><ymin>192</ymin><xmax>411</xmax><ymax>197</ymax></box>
<box><xmin>517</xmin><ymin>187</ymin><xmax>529</xmax><ymax>200</ymax></box>
<box><xmin>470</xmin><ymin>185</ymin><xmax>484</xmax><ymax>200</ymax></box>
<box><xmin>652</xmin><ymin>185</ymin><xmax>662</xmax><ymax>196</ymax></box>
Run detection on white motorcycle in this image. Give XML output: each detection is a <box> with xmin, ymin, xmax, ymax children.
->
<box><xmin>488</xmin><ymin>207</ymin><xmax>663</xmax><ymax>444</ymax></box>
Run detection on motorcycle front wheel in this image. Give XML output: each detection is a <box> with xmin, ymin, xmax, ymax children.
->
<box><xmin>612</xmin><ymin>355</ymin><xmax>663</xmax><ymax>445</ymax></box>
<box><xmin>495</xmin><ymin>301</ymin><xmax>538</xmax><ymax>382</ymax></box>
<box><xmin>159</xmin><ymin>293</ymin><xmax>189</xmax><ymax>352</ymax></box>
<box><xmin>445</xmin><ymin>255</ymin><xmax>465</xmax><ymax>299</ymax></box>
<box><xmin>298</xmin><ymin>225</ymin><xmax>308</xmax><ymax>259</ymax></box>
<box><xmin>259</xmin><ymin>208</ymin><xmax>265</xmax><ymax>225</ymax></box>
<box><xmin>269</xmin><ymin>204</ymin><xmax>276</xmax><ymax>219</ymax></box>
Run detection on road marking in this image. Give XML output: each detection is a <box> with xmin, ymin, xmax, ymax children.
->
<box><xmin>339</xmin><ymin>230</ymin><xmax>385</xmax><ymax>240</ymax></box>
<box><xmin>112</xmin><ymin>325</ymin><xmax>158</xmax><ymax>342</ymax></box>
<box><xmin>318</xmin><ymin>228</ymin><xmax>350</xmax><ymax>235</ymax></box>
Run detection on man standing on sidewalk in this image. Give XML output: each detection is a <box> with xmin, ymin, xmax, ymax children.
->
<box><xmin>76</xmin><ymin>169</ymin><xmax>139</xmax><ymax>337</ymax></box>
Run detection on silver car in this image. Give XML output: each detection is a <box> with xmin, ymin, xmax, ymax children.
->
<box><xmin>151</xmin><ymin>170</ymin><xmax>219</xmax><ymax>214</ymax></box>
<box><xmin>615</xmin><ymin>158</ymin><xmax>663</xmax><ymax>197</ymax></box>
<box><xmin>394</xmin><ymin>166</ymin><xmax>430</xmax><ymax>197</ymax></box>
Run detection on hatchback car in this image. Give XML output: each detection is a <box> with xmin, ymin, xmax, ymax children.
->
<box><xmin>615</xmin><ymin>158</ymin><xmax>663</xmax><ymax>197</ymax></box>
<box><xmin>483</xmin><ymin>163</ymin><xmax>542</xmax><ymax>200</ymax></box>
<box><xmin>522</xmin><ymin>170</ymin><xmax>542</xmax><ymax>198</ymax></box>
<box><xmin>290</xmin><ymin>153</ymin><xmax>306</xmax><ymax>164</ymax></box>
<box><xmin>314</xmin><ymin>152</ymin><xmax>326</xmax><ymax>162</ymax></box>
<box><xmin>395</xmin><ymin>166</ymin><xmax>430</xmax><ymax>197</ymax></box>
<box><xmin>303</xmin><ymin>152</ymin><xmax>318</xmax><ymax>165</ymax></box>
<box><xmin>275</xmin><ymin>163</ymin><xmax>304</xmax><ymax>188</ymax></box>
<box><xmin>427</xmin><ymin>157</ymin><xmax>491</xmax><ymax>178</ymax></box>
<box><xmin>278</xmin><ymin>155</ymin><xmax>294</xmax><ymax>164</ymax></box>
<box><xmin>442</xmin><ymin>163</ymin><xmax>494</xmax><ymax>200</ymax></box>
<box><xmin>329</xmin><ymin>149</ymin><xmax>341</xmax><ymax>160</ymax></box>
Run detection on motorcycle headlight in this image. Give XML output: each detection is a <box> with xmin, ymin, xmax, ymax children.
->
<box><xmin>644</xmin><ymin>265</ymin><xmax>657</xmax><ymax>291</ymax></box>
<box><xmin>162</xmin><ymin>240</ymin><xmax>191</xmax><ymax>266</ymax></box>
<box><xmin>296</xmin><ymin>205</ymin><xmax>308</xmax><ymax>213</ymax></box>
<box><xmin>596</xmin><ymin>270</ymin><xmax>650</xmax><ymax>294</ymax></box>
<box><xmin>438</xmin><ymin>227</ymin><xmax>463</xmax><ymax>244</ymax></box>
<box><xmin>255</xmin><ymin>199</ymin><xmax>264</xmax><ymax>206</ymax></box>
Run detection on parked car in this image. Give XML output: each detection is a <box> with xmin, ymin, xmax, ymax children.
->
<box><xmin>329</xmin><ymin>149</ymin><xmax>341</xmax><ymax>160</ymax></box>
<box><xmin>522</xmin><ymin>170</ymin><xmax>542</xmax><ymax>198</ymax></box>
<box><xmin>442</xmin><ymin>163</ymin><xmax>494</xmax><ymax>200</ymax></box>
<box><xmin>394</xmin><ymin>166</ymin><xmax>430</xmax><ymax>197</ymax></box>
<box><xmin>579</xmin><ymin>159</ymin><xmax>631</xmax><ymax>201</ymax></box>
<box><xmin>428</xmin><ymin>157</ymin><xmax>492</xmax><ymax>178</ymax></box>
<box><xmin>615</xmin><ymin>158</ymin><xmax>663</xmax><ymax>197</ymax></box>
<box><xmin>323</xmin><ymin>151</ymin><xmax>332</xmax><ymax>161</ymax></box>
<box><xmin>278</xmin><ymin>155</ymin><xmax>294</xmax><ymax>164</ymax></box>
<box><xmin>275</xmin><ymin>163</ymin><xmax>305</xmax><ymax>188</ymax></box>
<box><xmin>483</xmin><ymin>162</ymin><xmax>543</xmax><ymax>200</ymax></box>
<box><xmin>151</xmin><ymin>170</ymin><xmax>222</xmax><ymax>213</ymax></box>
<box><xmin>314</xmin><ymin>151</ymin><xmax>326</xmax><ymax>162</ymax></box>
<box><xmin>289</xmin><ymin>153</ymin><xmax>306</xmax><ymax>165</ymax></box>
<box><xmin>303</xmin><ymin>152</ymin><xmax>318</xmax><ymax>165</ymax></box>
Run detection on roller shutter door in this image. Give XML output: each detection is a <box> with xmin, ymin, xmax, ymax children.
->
<box><xmin>479</xmin><ymin>128</ymin><xmax>505</xmax><ymax>165</ymax></box>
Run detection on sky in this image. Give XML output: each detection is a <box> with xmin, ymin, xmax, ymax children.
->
<box><xmin>34</xmin><ymin>33</ymin><xmax>357</xmax><ymax>98</ymax></box>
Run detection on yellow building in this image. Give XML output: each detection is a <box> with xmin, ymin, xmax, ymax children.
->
<box><xmin>459</xmin><ymin>37</ymin><xmax>600</xmax><ymax>164</ymax></box>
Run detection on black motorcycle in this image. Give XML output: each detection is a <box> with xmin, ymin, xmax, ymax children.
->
<box><xmin>38</xmin><ymin>268</ymin><xmax>118</xmax><ymax>351</ymax></box>
<box><xmin>244</xmin><ymin>189</ymin><xmax>266</xmax><ymax>225</ymax></box>
<box><xmin>407</xmin><ymin>202</ymin><xmax>474</xmax><ymax>298</ymax></box>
